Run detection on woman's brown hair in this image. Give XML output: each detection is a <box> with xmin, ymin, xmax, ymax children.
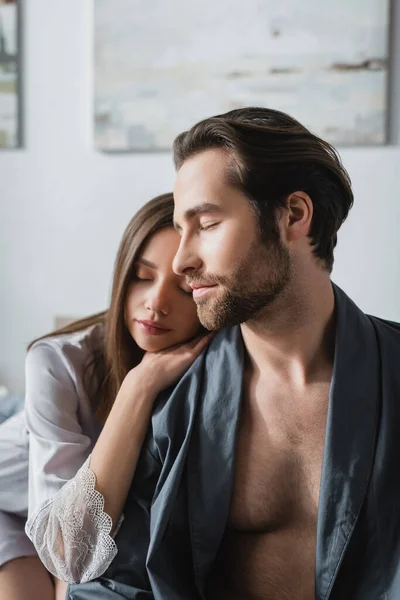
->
<box><xmin>28</xmin><ymin>193</ymin><xmax>175</xmax><ymax>422</ymax></box>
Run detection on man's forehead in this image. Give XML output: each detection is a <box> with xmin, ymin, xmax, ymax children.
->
<box><xmin>175</xmin><ymin>148</ymin><xmax>231</xmax><ymax>190</ymax></box>
<box><xmin>174</xmin><ymin>151</ymin><xmax>230</xmax><ymax>206</ymax></box>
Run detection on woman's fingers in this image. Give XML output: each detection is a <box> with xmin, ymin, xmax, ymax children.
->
<box><xmin>134</xmin><ymin>332</ymin><xmax>216</xmax><ymax>395</ymax></box>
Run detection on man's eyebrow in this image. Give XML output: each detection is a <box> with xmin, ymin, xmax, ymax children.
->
<box><xmin>135</xmin><ymin>257</ymin><xmax>157</xmax><ymax>269</ymax></box>
<box><xmin>173</xmin><ymin>203</ymin><xmax>222</xmax><ymax>231</ymax></box>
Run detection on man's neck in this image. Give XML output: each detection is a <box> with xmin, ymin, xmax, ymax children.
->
<box><xmin>240</xmin><ymin>275</ymin><xmax>336</xmax><ymax>388</ymax></box>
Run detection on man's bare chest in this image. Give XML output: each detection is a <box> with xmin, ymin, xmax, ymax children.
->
<box><xmin>229</xmin><ymin>390</ymin><xmax>329</xmax><ymax>532</ymax></box>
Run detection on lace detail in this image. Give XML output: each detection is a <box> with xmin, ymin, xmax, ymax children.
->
<box><xmin>26</xmin><ymin>455</ymin><xmax>124</xmax><ymax>584</ymax></box>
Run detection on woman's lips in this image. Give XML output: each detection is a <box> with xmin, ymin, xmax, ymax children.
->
<box><xmin>136</xmin><ymin>320</ymin><xmax>172</xmax><ymax>336</ymax></box>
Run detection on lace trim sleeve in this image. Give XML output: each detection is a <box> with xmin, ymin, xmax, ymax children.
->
<box><xmin>25</xmin><ymin>455</ymin><xmax>124</xmax><ymax>584</ymax></box>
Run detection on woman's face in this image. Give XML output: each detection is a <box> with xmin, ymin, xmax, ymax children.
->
<box><xmin>125</xmin><ymin>226</ymin><xmax>201</xmax><ymax>352</ymax></box>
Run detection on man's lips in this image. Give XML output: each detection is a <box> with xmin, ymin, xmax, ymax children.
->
<box><xmin>190</xmin><ymin>283</ymin><xmax>217</xmax><ymax>299</ymax></box>
<box><xmin>135</xmin><ymin>320</ymin><xmax>172</xmax><ymax>335</ymax></box>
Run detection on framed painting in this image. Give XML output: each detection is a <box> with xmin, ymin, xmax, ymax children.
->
<box><xmin>0</xmin><ymin>0</ymin><xmax>19</xmax><ymax>148</ymax></box>
<box><xmin>94</xmin><ymin>0</ymin><xmax>390</xmax><ymax>151</ymax></box>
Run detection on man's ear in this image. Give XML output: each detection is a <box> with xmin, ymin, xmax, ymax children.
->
<box><xmin>283</xmin><ymin>191</ymin><xmax>313</xmax><ymax>242</ymax></box>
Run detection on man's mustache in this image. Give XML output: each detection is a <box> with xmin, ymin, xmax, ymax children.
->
<box><xmin>186</xmin><ymin>272</ymin><xmax>227</xmax><ymax>287</ymax></box>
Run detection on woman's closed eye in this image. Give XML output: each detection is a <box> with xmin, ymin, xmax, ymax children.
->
<box><xmin>135</xmin><ymin>275</ymin><xmax>153</xmax><ymax>282</ymax></box>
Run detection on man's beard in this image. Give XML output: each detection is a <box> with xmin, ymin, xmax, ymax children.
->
<box><xmin>191</xmin><ymin>236</ymin><xmax>292</xmax><ymax>331</ymax></box>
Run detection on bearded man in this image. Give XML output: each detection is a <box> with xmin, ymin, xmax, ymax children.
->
<box><xmin>69</xmin><ymin>108</ymin><xmax>400</xmax><ymax>600</ymax></box>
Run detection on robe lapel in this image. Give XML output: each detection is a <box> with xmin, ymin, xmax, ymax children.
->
<box><xmin>315</xmin><ymin>285</ymin><xmax>381</xmax><ymax>599</ymax></box>
<box><xmin>187</xmin><ymin>326</ymin><xmax>244</xmax><ymax>598</ymax></box>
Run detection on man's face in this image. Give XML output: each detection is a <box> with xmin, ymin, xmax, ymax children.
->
<box><xmin>173</xmin><ymin>149</ymin><xmax>292</xmax><ymax>330</ymax></box>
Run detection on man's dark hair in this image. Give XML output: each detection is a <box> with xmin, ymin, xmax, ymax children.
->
<box><xmin>173</xmin><ymin>107</ymin><xmax>354</xmax><ymax>272</ymax></box>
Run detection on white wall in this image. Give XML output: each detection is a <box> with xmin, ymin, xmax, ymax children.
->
<box><xmin>1</xmin><ymin>0</ymin><xmax>400</xmax><ymax>393</ymax></box>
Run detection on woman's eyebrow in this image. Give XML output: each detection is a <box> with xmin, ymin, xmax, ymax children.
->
<box><xmin>135</xmin><ymin>258</ymin><xmax>157</xmax><ymax>269</ymax></box>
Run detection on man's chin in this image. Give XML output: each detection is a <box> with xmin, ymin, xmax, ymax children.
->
<box><xmin>196</xmin><ymin>291</ymin><xmax>242</xmax><ymax>330</ymax></box>
<box><xmin>197</xmin><ymin>305</ymin><xmax>226</xmax><ymax>331</ymax></box>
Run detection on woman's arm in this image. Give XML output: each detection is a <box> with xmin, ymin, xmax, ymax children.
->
<box><xmin>24</xmin><ymin>339</ymin><xmax>128</xmax><ymax>584</ymax></box>
<box><xmin>25</xmin><ymin>333</ymin><xmax>211</xmax><ymax>584</ymax></box>
<box><xmin>87</xmin><ymin>369</ymin><xmax>156</xmax><ymax>531</ymax></box>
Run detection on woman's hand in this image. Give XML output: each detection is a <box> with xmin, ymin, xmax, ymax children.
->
<box><xmin>127</xmin><ymin>333</ymin><xmax>214</xmax><ymax>397</ymax></box>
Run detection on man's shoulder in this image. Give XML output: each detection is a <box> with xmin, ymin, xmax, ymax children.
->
<box><xmin>367</xmin><ymin>314</ymin><xmax>400</xmax><ymax>337</ymax></box>
<box><xmin>367</xmin><ymin>315</ymin><xmax>400</xmax><ymax>364</ymax></box>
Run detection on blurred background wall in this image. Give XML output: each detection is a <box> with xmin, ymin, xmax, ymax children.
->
<box><xmin>1</xmin><ymin>0</ymin><xmax>400</xmax><ymax>393</ymax></box>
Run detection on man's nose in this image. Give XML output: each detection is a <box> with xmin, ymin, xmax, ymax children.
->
<box><xmin>173</xmin><ymin>237</ymin><xmax>202</xmax><ymax>276</ymax></box>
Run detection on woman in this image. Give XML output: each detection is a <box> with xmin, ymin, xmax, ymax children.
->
<box><xmin>0</xmin><ymin>193</ymin><xmax>208</xmax><ymax>600</ymax></box>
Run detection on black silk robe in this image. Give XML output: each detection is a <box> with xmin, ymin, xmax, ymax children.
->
<box><xmin>68</xmin><ymin>284</ymin><xmax>400</xmax><ymax>600</ymax></box>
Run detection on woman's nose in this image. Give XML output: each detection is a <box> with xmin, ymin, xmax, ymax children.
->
<box><xmin>145</xmin><ymin>285</ymin><xmax>170</xmax><ymax>315</ymax></box>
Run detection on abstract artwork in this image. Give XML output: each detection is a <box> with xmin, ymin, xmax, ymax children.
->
<box><xmin>94</xmin><ymin>0</ymin><xmax>390</xmax><ymax>151</ymax></box>
<box><xmin>0</xmin><ymin>0</ymin><xmax>19</xmax><ymax>148</ymax></box>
